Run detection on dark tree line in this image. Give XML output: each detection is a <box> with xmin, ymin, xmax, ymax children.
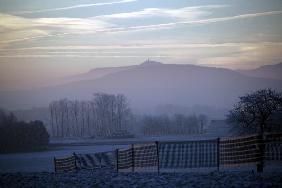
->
<box><xmin>0</xmin><ymin>110</ymin><xmax>49</xmax><ymax>153</ymax></box>
<box><xmin>141</xmin><ymin>114</ymin><xmax>206</xmax><ymax>136</ymax></box>
<box><xmin>49</xmin><ymin>93</ymin><xmax>132</xmax><ymax>138</ymax></box>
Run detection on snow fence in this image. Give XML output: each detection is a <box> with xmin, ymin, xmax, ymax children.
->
<box><xmin>54</xmin><ymin>132</ymin><xmax>282</xmax><ymax>173</ymax></box>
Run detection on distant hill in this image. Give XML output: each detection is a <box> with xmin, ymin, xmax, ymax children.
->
<box><xmin>55</xmin><ymin>60</ymin><xmax>165</xmax><ymax>85</ymax></box>
<box><xmin>46</xmin><ymin>65</ymin><xmax>136</xmax><ymax>86</ymax></box>
<box><xmin>238</xmin><ymin>62</ymin><xmax>282</xmax><ymax>80</ymax></box>
<box><xmin>56</xmin><ymin>60</ymin><xmax>162</xmax><ymax>85</ymax></box>
<box><xmin>0</xmin><ymin>60</ymin><xmax>281</xmax><ymax>112</ymax></box>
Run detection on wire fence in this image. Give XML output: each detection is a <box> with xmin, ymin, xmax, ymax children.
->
<box><xmin>54</xmin><ymin>132</ymin><xmax>282</xmax><ymax>173</ymax></box>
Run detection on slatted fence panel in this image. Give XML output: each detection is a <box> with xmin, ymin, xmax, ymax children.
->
<box><xmin>159</xmin><ymin>139</ymin><xmax>218</xmax><ymax>168</ymax></box>
<box><xmin>134</xmin><ymin>142</ymin><xmax>158</xmax><ymax>168</ymax></box>
<box><xmin>74</xmin><ymin>151</ymin><xmax>116</xmax><ymax>170</ymax></box>
<box><xmin>100</xmin><ymin>151</ymin><xmax>116</xmax><ymax>168</ymax></box>
<box><xmin>117</xmin><ymin>148</ymin><xmax>133</xmax><ymax>171</ymax></box>
<box><xmin>265</xmin><ymin>133</ymin><xmax>282</xmax><ymax>161</ymax></box>
<box><xmin>54</xmin><ymin>155</ymin><xmax>76</xmax><ymax>172</ymax></box>
<box><xmin>74</xmin><ymin>153</ymin><xmax>101</xmax><ymax>170</ymax></box>
<box><xmin>219</xmin><ymin>134</ymin><xmax>262</xmax><ymax>166</ymax></box>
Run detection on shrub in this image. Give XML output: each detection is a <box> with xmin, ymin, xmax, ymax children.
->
<box><xmin>0</xmin><ymin>110</ymin><xmax>49</xmax><ymax>153</ymax></box>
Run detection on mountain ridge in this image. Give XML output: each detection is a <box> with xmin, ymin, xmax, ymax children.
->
<box><xmin>0</xmin><ymin>61</ymin><xmax>281</xmax><ymax>111</ymax></box>
<box><xmin>238</xmin><ymin>62</ymin><xmax>282</xmax><ymax>80</ymax></box>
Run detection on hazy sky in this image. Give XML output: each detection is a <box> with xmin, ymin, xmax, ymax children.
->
<box><xmin>0</xmin><ymin>0</ymin><xmax>282</xmax><ymax>90</ymax></box>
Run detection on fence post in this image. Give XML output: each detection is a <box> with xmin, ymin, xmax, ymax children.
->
<box><xmin>131</xmin><ymin>144</ymin><xmax>135</xmax><ymax>172</ymax></box>
<box><xmin>257</xmin><ymin>134</ymin><xmax>264</xmax><ymax>173</ymax></box>
<box><xmin>99</xmin><ymin>153</ymin><xmax>102</xmax><ymax>169</ymax></box>
<box><xmin>54</xmin><ymin>157</ymin><xmax>57</xmax><ymax>173</ymax></box>
<box><xmin>156</xmin><ymin>141</ymin><xmax>160</xmax><ymax>175</ymax></box>
<box><xmin>73</xmin><ymin>152</ymin><xmax>77</xmax><ymax>171</ymax></box>
<box><xmin>116</xmin><ymin>149</ymin><xmax>119</xmax><ymax>173</ymax></box>
<box><xmin>217</xmin><ymin>138</ymin><xmax>220</xmax><ymax>171</ymax></box>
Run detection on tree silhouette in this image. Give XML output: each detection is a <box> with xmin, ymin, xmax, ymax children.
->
<box><xmin>227</xmin><ymin>88</ymin><xmax>282</xmax><ymax>172</ymax></box>
<box><xmin>227</xmin><ymin>88</ymin><xmax>282</xmax><ymax>135</ymax></box>
<box><xmin>0</xmin><ymin>110</ymin><xmax>49</xmax><ymax>153</ymax></box>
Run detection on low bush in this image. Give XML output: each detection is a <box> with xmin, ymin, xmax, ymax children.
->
<box><xmin>0</xmin><ymin>110</ymin><xmax>49</xmax><ymax>153</ymax></box>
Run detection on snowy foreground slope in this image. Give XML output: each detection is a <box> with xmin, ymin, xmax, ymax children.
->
<box><xmin>1</xmin><ymin>170</ymin><xmax>282</xmax><ymax>188</ymax></box>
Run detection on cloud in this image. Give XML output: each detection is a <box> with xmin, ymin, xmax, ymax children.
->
<box><xmin>0</xmin><ymin>13</ymin><xmax>112</xmax><ymax>31</ymax></box>
<box><xmin>94</xmin><ymin>5</ymin><xmax>225</xmax><ymax>20</ymax></box>
<box><xmin>0</xmin><ymin>13</ymin><xmax>113</xmax><ymax>44</ymax></box>
<box><xmin>104</xmin><ymin>10</ymin><xmax>282</xmax><ymax>33</ymax></box>
<box><xmin>1</xmin><ymin>43</ymin><xmax>282</xmax><ymax>74</ymax></box>
<box><xmin>197</xmin><ymin>43</ymin><xmax>282</xmax><ymax>69</ymax></box>
<box><xmin>1</xmin><ymin>42</ymin><xmax>281</xmax><ymax>51</ymax></box>
<box><xmin>0</xmin><ymin>13</ymin><xmax>35</xmax><ymax>31</ymax></box>
<box><xmin>0</xmin><ymin>41</ymin><xmax>281</xmax><ymax>71</ymax></box>
<box><xmin>8</xmin><ymin>5</ymin><xmax>223</xmax><ymax>35</ymax></box>
<box><xmin>0</xmin><ymin>54</ymin><xmax>171</xmax><ymax>58</ymax></box>
<box><xmin>1</xmin><ymin>10</ymin><xmax>281</xmax><ymax>45</ymax></box>
<box><xmin>16</xmin><ymin>0</ymin><xmax>137</xmax><ymax>14</ymax></box>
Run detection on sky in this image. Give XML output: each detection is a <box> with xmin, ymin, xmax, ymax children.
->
<box><xmin>0</xmin><ymin>0</ymin><xmax>282</xmax><ymax>91</ymax></box>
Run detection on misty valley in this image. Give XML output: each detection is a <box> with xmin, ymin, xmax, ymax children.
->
<box><xmin>1</xmin><ymin>0</ymin><xmax>282</xmax><ymax>185</ymax></box>
<box><xmin>1</xmin><ymin>61</ymin><xmax>282</xmax><ymax>177</ymax></box>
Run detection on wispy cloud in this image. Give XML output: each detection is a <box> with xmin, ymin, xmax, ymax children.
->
<box><xmin>197</xmin><ymin>50</ymin><xmax>282</xmax><ymax>70</ymax></box>
<box><xmin>16</xmin><ymin>0</ymin><xmax>137</xmax><ymax>14</ymax></box>
<box><xmin>1</xmin><ymin>42</ymin><xmax>281</xmax><ymax>70</ymax></box>
<box><xmin>0</xmin><ymin>13</ymin><xmax>113</xmax><ymax>44</ymax></box>
<box><xmin>94</xmin><ymin>5</ymin><xmax>225</xmax><ymax>20</ymax></box>
<box><xmin>0</xmin><ymin>54</ymin><xmax>171</xmax><ymax>58</ymax></box>
<box><xmin>105</xmin><ymin>10</ymin><xmax>282</xmax><ymax>33</ymax></box>
<box><xmin>0</xmin><ymin>13</ymin><xmax>112</xmax><ymax>31</ymax></box>
<box><xmin>1</xmin><ymin>42</ymin><xmax>282</xmax><ymax>51</ymax></box>
<box><xmin>1</xmin><ymin>10</ymin><xmax>281</xmax><ymax>45</ymax></box>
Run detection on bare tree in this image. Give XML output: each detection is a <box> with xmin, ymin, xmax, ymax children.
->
<box><xmin>227</xmin><ymin>88</ymin><xmax>282</xmax><ymax>172</ymax></box>
<box><xmin>48</xmin><ymin>93</ymin><xmax>133</xmax><ymax>138</ymax></box>
<box><xmin>116</xmin><ymin>94</ymin><xmax>131</xmax><ymax>131</ymax></box>
<box><xmin>73</xmin><ymin>100</ymin><xmax>80</xmax><ymax>137</ymax></box>
<box><xmin>198</xmin><ymin>114</ymin><xmax>207</xmax><ymax>134</ymax></box>
<box><xmin>54</xmin><ymin>101</ymin><xmax>60</xmax><ymax>137</ymax></box>
<box><xmin>49</xmin><ymin>102</ymin><xmax>55</xmax><ymax>137</ymax></box>
<box><xmin>227</xmin><ymin>88</ymin><xmax>282</xmax><ymax>135</ymax></box>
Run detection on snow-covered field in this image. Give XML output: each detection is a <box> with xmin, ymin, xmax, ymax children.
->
<box><xmin>0</xmin><ymin>144</ymin><xmax>128</xmax><ymax>172</ymax></box>
<box><xmin>0</xmin><ymin>136</ymin><xmax>213</xmax><ymax>173</ymax></box>
<box><xmin>1</xmin><ymin>170</ymin><xmax>282</xmax><ymax>188</ymax></box>
<box><xmin>1</xmin><ymin>137</ymin><xmax>282</xmax><ymax>187</ymax></box>
<box><xmin>50</xmin><ymin>135</ymin><xmax>218</xmax><ymax>145</ymax></box>
<box><xmin>1</xmin><ymin>136</ymin><xmax>281</xmax><ymax>173</ymax></box>
<box><xmin>0</xmin><ymin>136</ymin><xmax>181</xmax><ymax>173</ymax></box>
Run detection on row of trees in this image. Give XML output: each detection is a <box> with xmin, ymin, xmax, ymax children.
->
<box><xmin>0</xmin><ymin>110</ymin><xmax>49</xmax><ymax>153</ymax></box>
<box><xmin>141</xmin><ymin>114</ymin><xmax>207</xmax><ymax>136</ymax></box>
<box><xmin>49</xmin><ymin>93</ymin><xmax>132</xmax><ymax>137</ymax></box>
